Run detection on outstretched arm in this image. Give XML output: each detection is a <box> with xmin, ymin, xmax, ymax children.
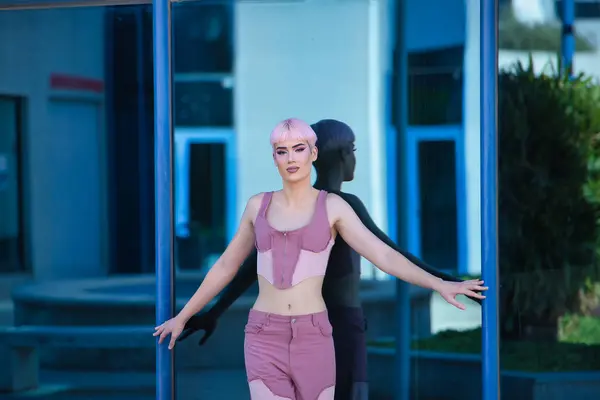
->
<box><xmin>333</xmin><ymin>191</ymin><xmax>464</xmax><ymax>284</ymax></box>
<box><xmin>328</xmin><ymin>194</ymin><xmax>487</xmax><ymax>310</ymax></box>
<box><xmin>205</xmin><ymin>250</ymin><xmax>258</xmax><ymax>319</ymax></box>
<box><xmin>176</xmin><ymin>195</ymin><xmax>261</xmax><ymax>322</ymax></box>
<box><xmin>155</xmin><ymin>194</ymin><xmax>262</xmax><ymax>348</ymax></box>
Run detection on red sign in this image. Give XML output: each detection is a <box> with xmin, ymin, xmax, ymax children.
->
<box><xmin>50</xmin><ymin>73</ymin><xmax>104</xmax><ymax>94</ymax></box>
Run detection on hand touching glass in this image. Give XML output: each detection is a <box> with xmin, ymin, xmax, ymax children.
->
<box><xmin>153</xmin><ymin>315</ymin><xmax>187</xmax><ymax>350</ymax></box>
<box><xmin>436</xmin><ymin>279</ymin><xmax>488</xmax><ymax>310</ymax></box>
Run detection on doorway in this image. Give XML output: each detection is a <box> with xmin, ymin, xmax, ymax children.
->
<box><xmin>0</xmin><ymin>96</ymin><xmax>26</xmax><ymax>274</ymax></box>
<box><xmin>174</xmin><ymin>127</ymin><xmax>235</xmax><ymax>273</ymax></box>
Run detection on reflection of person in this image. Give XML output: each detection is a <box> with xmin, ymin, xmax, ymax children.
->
<box><xmin>179</xmin><ymin>119</ymin><xmax>483</xmax><ymax>399</ymax></box>
<box><xmin>154</xmin><ymin>118</ymin><xmax>487</xmax><ymax>400</ymax></box>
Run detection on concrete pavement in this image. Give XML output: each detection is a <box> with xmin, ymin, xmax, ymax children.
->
<box><xmin>0</xmin><ymin>369</ymin><xmax>250</xmax><ymax>400</ymax></box>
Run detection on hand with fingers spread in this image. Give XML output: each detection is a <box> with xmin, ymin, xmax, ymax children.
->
<box><xmin>154</xmin><ymin>315</ymin><xmax>187</xmax><ymax>350</ymax></box>
<box><xmin>177</xmin><ymin>312</ymin><xmax>218</xmax><ymax>346</ymax></box>
<box><xmin>435</xmin><ymin>279</ymin><xmax>488</xmax><ymax>310</ymax></box>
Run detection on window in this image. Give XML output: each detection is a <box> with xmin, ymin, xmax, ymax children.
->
<box><xmin>173</xmin><ymin>3</ymin><xmax>233</xmax><ymax>74</ymax></box>
<box><xmin>174</xmin><ymin>80</ymin><xmax>233</xmax><ymax>127</ymax></box>
<box><xmin>408</xmin><ymin>46</ymin><xmax>464</xmax><ymax>126</ymax></box>
<box><xmin>418</xmin><ymin>140</ymin><xmax>458</xmax><ymax>271</ymax></box>
<box><xmin>176</xmin><ymin>142</ymin><xmax>227</xmax><ymax>271</ymax></box>
<box><xmin>0</xmin><ymin>96</ymin><xmax>26</xmax><ymax>273</ymax></box>
<box><xmin>556</xmin><ymin>1</ymin><xmax>600</xmax><ymax>20</ymax></box>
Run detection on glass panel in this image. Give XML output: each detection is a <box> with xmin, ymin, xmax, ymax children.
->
<box><xmin>173</xmin><ymin>2</ymin><xmax>233</xmax><ymax>74</ymax></box>
<box><xmin>171</xmin><ymin>2</ymin><xmax>236</xmax><ymax>397</ymax></box>
<box><xmin>497</xmin><ymin>2</ymin><xmax>600</xmax><ymax>399</ymax></box>
<box><xmin>169</xmin><ymin>0</ymin><xmax>475</xmax><ymax>399</ymax></box>
<box><xmin>418</xmin><ymin>140</ymin><xmax>458</xmax><ymax>272</ymax></box>
<box><xmin>107</xmin><ymin>5</ymin><xmax>155</xmax><ymax>274</ymax></box>
<box><xmin>174</xmin><ymin>80</ymin><xmax>233</xmax><ymax>126</ymax></box>
<box><xmin>172</xmin><ymin>1</ymin><xmax>234</xmax><ymax>128</ymax></box>
<box><xmin>408</xmin><ymin>46</ymin><xmax>464</xmax><ymax>126</ymax></box>
<box><xmin>0</xmin><ymin>4</ymin><xmax>156</xmax><ymax>398</ymax></box>
<box><xmin>176</xmin><ymin>142</ymin><xmax>226</xmax><ymax>272</ymax></box>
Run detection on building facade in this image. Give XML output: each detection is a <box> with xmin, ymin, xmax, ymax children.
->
<box><xmin>9</xmin><ymin>0</ymin><xmax>593</xmax><ymax>285</ymax></box>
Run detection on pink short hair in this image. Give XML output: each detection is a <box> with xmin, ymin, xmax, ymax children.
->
<box><xmin>270</xmin><ymin>118</ymin><xmax>317</xmax><ymax>147</ymax></box>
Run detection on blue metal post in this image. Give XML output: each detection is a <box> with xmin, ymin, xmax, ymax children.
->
<box><xmin>153</xmin><ymin>0</ymin><xmax>175</xmax><ymax>399</ymax></box>
<box><xmin>561</xmin><ymin>0</ymin><xmax>575</xmax><ymax>77</ymax></box>
<box><xmin>393</xmin><ymin>0</ymin><xmax>410</xmax><ymax>398</ymax></box>
<box><xmin>480</xmin><ymin>0</ymin><xmax>500</xmax><ymax>399</ymax></box>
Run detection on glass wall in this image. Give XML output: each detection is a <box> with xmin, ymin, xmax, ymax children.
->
<box><xmin>0</xmin><ymin>3</ymin><xmax>157</xmax><ymax>398</ymax></box>
<box><xmin>0</xmin><ymin>1</ymin><xmax>550</xmax><ymax>400</ymax></box>
<box><xmin>172</xmin><ymin>1</ymin><xmax>233</xmax><ymax>275</ymax></box>
<box><xmin>496</xmin><ymin>0</ymin><xmax>600</xmax><ymax>398</ymax></box>
<box><xmin>169</xmin><ymin>0</ymin><xmax>481</xmax><ymax>399</ymax></box>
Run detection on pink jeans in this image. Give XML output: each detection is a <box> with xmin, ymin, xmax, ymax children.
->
<box><xmin>244</xmin><ymin>309</ymin><xmax>336</xmax><ymax>400</ymax></box>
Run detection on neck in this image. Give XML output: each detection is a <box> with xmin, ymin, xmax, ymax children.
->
<box><xmin>281</xmin><ymin>176</ymin><xmax>316</xmax><ymax>205</ymax></box>
<box><xmin>313</xmin><ymin>167</ymin><xmax>344</xmax><ymax>192</ymax></box>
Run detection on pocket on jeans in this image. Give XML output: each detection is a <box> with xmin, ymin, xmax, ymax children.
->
<box><xmin>244</xmin><ymin>321</ymin><xmax>265</xmax><ymax>335</ymax></box>
<box><xmin>317</xmin><ymin>320</ymin><xmax>334</xmax><ymax>337</ymax></box>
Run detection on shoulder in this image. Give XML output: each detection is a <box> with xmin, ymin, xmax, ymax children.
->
<box><xmin>336</xmin><ymin>191</ymin><xmax>364</xmax><ymax>207</ymax></box>
<box><xmin>325</xmin><ymin>192</ymin><xmax>352</xmax><ymax>218</ymax></box>
<box><xmin>242</xmin><ymin>192</ymin><xmax>268</xmax><ymax>219</ymax></box>
<box><xmin>325</xmin><ymin>191</ymin><xmax>364</xmax><ymax>209</ymax></box>
<box><xmin>325</xmin><ymin>191</ymin><xmax>345</xmax><ymax>205</ymax></box>
<box><xmin>247</xmin><ymin>192</ymin><xmax>266</xmax><ymax>208</ymax></box>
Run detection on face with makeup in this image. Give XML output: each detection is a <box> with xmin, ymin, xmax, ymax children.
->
<box><xmin>273</xmin><ymin>140</ymin><xmax>318</xmax><ymax>184</ymax></box>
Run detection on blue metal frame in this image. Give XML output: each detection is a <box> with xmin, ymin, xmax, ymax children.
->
<box><xmin>481</xmin><ymin>0</ymin><xmax>500</xmax><ymax>399</ymax></box>
<box><xmin>561</xmin><ymin>0</ymin><xmax>575</xmax><ymax>77</ymax></box>
<box><xmin>174</xmin><ymin>127</ymin><xmax>237</xmax><ymax>245</ymax></box>
<box><xmin>405</xmin><ymin>125</ymin><xmax>468</xmax><ymax>276</ymax></box>
<box><xmin>153</xmin><ymin>0</ymin><xmax>175</xmax><ymax>399</ymax></box>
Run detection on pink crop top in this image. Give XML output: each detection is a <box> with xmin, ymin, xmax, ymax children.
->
<box><xmin>254</xmin><ymin>190</ymin><xmax>335</xmax><ymax>289</ymax></box>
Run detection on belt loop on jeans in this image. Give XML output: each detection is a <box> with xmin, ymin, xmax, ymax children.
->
<box><xmin>264</xmin><ymin>313</ymin><xmax>271</xmax><ymax>326</ymax></box>
<box><xmin>311</xmin><ymin>313</ymin><xmax>318</xmax><ymax>327</ymax></box>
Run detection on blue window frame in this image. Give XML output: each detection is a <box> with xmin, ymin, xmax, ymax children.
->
<box><xmin>174</xmin><ymin>127</ymin><xmax>237</xmax><ymax>246</ymax></box>
<box><xmin>404</xmin><ymin>125</ymin><xmax>467</xmax><ymax>275</ymax></box>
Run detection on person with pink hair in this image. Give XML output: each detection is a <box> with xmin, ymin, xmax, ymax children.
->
<box><xmin>154</xmin><ymin>118</ymin><xmax>487</xmax><ymax>400</ymax></box>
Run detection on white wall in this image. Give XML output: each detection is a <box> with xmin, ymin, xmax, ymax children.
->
<box><xmin>235</xmin><ymin>0</ymin><xmax>389</xmax><ymax>233</ymax></box>
<box><xmin>0</xmin><ymin>8</ymin><xmax>107</xmax><ymax>280</ymax></box>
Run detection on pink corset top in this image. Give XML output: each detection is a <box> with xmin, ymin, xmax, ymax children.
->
<box><xmin>254</xmin><ymin>190</ymin><xmax>335</xmax><ymax>289</ymax></box>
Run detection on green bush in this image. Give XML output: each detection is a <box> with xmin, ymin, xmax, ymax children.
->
<box><xmin>498</xmin><ymin>59</ymin><xmax>600</xmax><ymax>340</ymax></box>
<box><xmin>499</xmin><ymin>7</ymin><xmax>595</xmax><ymax>52</ymax></box>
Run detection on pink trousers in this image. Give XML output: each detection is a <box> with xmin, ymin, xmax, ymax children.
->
<box><xmin>244</xmin><ymin>309</ymin><xmax>336</xmax><ymax>400</ymax></box>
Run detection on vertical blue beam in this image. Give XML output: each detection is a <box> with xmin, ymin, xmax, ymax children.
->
<box><xmin>561</xmin><ymin>0</ymin><xmax>575</xmax><ymax>77</ymax></box>
<box><xmin>153</xmin><ymin>0</ymin><xmax>175</xmax><ymax>399</ymax></box>
<box><xmin>480</xmin><ymin>0</ymin><xmax>500</xmax><ymax>399</ymax></box>
<box><xmin>393</xmin><ymin>0</ymin><xmax>410</xmax><ymax>398</ymax></box>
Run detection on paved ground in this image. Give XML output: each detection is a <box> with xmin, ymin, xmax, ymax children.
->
<box><xmin>0</xmin><ymin>369</ymin><xmax>250</xmax><ymax>400</ymax></box>
<box><xmin>0</xmin><ymin>370</ymin><xmax>447</xmax><ymax>400</ymax></box>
